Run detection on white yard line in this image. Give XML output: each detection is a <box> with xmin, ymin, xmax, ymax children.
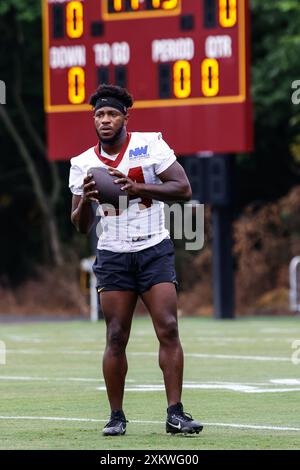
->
<box><xmin>0</xmin><ymin>376</ymin><xmax>103</xmax><ymax>382</ymax></box>
<box><xmin>259</xmin><ymin>328</ymin><xmax>300</xmax><ymax>334</ymax></box>
<box><xmin>2</xmin><ymin>376</ymin><xmax>300</xmax><ymax>393</ymax></box>
<box><xmin>245</xmin><ymin>388</ymin><xmax>300</xmax><ymax>393</ymax></box>
<box><xmin>0</xmin><ymin>376</ymin><xmax>135</xmax><ymax>383</ymax></box>
<box><xmin>5</xmin><ymin>350</ymin><xmax>293</xmax><ymax>362</ymax></box>
<box><xmin>271</xmin><ymin>379</ymin><xmax>300</xmax><ymax>385</ymax></box>
<box><xmin>130</xmin><ymin>352</ymin><xmax>293</xmax><ymax>362</ymax></box>
<box><xmin>0</xmin><ymin>415</ymin><xmax>300</xmax><ymax>432</ymax></box>
<box><xmin>95</xmin><ymin>384</ymin><xmax>300</xmax><ymax>393</ymax></box>
<box><xmin>183</xmin><ymin>353</ymin><xmax>291</xmax><ymax>362</ymax></box>
<box><xmin>202</xmin><ymin>422</ymin><xmax>300</xmax><ymax>432</ymax></box>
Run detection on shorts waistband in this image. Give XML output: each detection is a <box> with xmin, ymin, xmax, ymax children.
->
<box><xmin>131</xmin><ymin>235</ymin><xmax>152</xmax><ymax>242</ymax></box>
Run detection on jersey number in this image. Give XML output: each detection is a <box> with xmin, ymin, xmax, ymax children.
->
<box><xmin>128</xmin><ymin>167</ymin><xmax>153</xmax><ymax>208</ymax></box>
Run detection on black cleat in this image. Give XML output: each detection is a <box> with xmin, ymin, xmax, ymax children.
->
<box><xmin>102</xmin><ymin>410</ymin><xmax>127</xmax><ymax>436</ymax></box>
<box><xmin>166</xmin><ymin>402</ymin><xmax>203</xmax><ymax>435</ymax></box>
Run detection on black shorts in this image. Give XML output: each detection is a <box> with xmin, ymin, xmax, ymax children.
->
<box><xmin>92</xmin><ymin>238</ymin><xmax>178</xmax><ymax>294</ymax></box>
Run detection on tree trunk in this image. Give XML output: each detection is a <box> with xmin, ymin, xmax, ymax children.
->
<box><xmin>12</xmin><ymin>49</ymin><xmax>62</xmax><ymax>208</ymax></box>
<box><xmin>0</xmin><ymin>105</ymin><xmax>63</xmax><ymax>266</ymax></box>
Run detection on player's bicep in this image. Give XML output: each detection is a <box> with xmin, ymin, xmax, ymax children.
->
<box><xmin>158</xmin><ymin>161</ymin><xmax>190</xmax><ymax>185</ymax></box>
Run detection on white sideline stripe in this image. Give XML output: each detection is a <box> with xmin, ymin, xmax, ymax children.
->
<box><xmin>259</xmin><ymin>328</ymin><xmax>300</xmax><ymax>333</ymax></box>
<box><xmin>130</xmin><ymin>352</ymin><xmax>292</xmax><ymax>362</ymax></box>
<box><xmin>0</xmin><ymin>416</ymin><xmax>300</xmax><ymax>432</ymax></box>
<box><xmin>0</xmin><ymin>376</ymin><xmax>101</xmax><ymax>382</ymax></box>
<box><xmin>203</xmin><ymin>422</ymin><xmax>300</xmax><ymax>432</ymax></box>
<box><xmin>184</xmin><ymin>353</ymin><xmax>291</xmax><ymax>362</ymax></box>
<box><xmin>246</xmin><ymin>388</ymin><xmax>300</xmax><ymax>393</ymax></box>
<box><xmin>96</xmin><ymin>384</ymin><xmax>300</xmax><ymax>394</ymax></box>
<box><xmin>0</xmin><ymin>376</ymin><xmax>135</xmax><ymax>383</ymax></box>
<box><xmin>271</xmin><ymin>379</ymin><xmax>300</xmax><ymax>385</ymax></box>
<box><xmin>0</xmin><ymin>376</ymin><xmax>276</xmax><ymax>386</ymax></box>
<box><xmin>6</xmin><ymin>350</ymin><xmax>292</xmax><ymax>362</ymax></box>
<box><xmin>2</xmin><ymin>376</ymin><xmax>300</xmax><ymax>393</ymax></box>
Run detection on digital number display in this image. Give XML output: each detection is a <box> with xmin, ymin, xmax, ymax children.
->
<box><xmin>66</xmin><ymin>1</ymin><xmax>84</xmax><ymax>38</ymax></box>
<box><xmin>103</xmin><ymin>0</ymin><xmax>181</xmax><ymax>20</ymax></box>
<box><xmin>173</xmin><ymin>60</ymin><xmax>191</xmax><ymax>99</ymax></box>
<box><xmin>68</xmin><ymin>67</ymin><xmax>85</xmax><ymax>103</ymax></box>
<box><xmin>202</xmin><ymin>59</ymin><xmax>219</xmax><ymax>97</ymax></box>
<box><xmin>43</xmin><ymin>0</ymin><xmax>253</xmax><ymax>159</ymax></box>
<box><xmin>219</xmin><ymin>0</ymin><xmax>237</xmax><ymax>27</ymax></box>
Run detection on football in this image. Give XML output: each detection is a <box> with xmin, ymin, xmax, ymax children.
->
<box><xmin>88</xmin><ymin>166</ymin><xmax>129</xmax><ymax>208</ymax></box>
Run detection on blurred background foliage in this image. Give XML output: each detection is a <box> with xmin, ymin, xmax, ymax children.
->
<box><xmin>0</xmin><ymin>0</ymin><xmax>300</xmax><ymax>314</ymax></box>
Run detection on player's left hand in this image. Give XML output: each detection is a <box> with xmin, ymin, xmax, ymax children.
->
<box><xmin>108</xmin><ymin>167</ymin><xmax>141</xmax><ymax>197</ymax></box>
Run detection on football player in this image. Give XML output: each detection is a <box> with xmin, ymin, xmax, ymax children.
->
<box><xmin>69</xmin><ymin>84</ymin><xmax>203</xmax><ymax>436</ymax></box>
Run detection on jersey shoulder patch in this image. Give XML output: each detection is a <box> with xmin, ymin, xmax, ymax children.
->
<box><xmin>128</xmin><ymin>132</ymin><xmax>162</xmax><ymax>160</ymax></box>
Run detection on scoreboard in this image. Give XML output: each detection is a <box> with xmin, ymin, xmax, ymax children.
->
<box><xmin>42</xmin><ymin>0</ymin><xmax>253</xmax><ymax>160</ymax></box>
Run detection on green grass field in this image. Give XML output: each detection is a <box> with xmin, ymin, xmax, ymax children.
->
<box><xmin>1</xmin><ymin>316</ymin><xmax>300</xmax><ymax>450</ymax></box>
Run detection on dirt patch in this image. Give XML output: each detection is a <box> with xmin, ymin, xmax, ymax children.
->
<box><xmin>0</xmin><ymin>265</ymin><xmax>89</xmax><ymax>317</ymax></box>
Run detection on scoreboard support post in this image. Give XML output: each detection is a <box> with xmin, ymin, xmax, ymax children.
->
<box><xmin>212</xmin><ymin>205</ymin><xmax>235</xmax><ymax>319</ymax></box>
<box><xmin>212</xmin><ymin>202</ymin><xmax>235</xmax><ymax>319</ymax></box>
<box><xmin>211</xmin><ymin>153</ymin><xmax>235</xmax><ymax>319</ymax></box>
<box><xmin>181</xmin><ymin>152</ymin><xmax>236</xmax><ymax>319</ymax></box>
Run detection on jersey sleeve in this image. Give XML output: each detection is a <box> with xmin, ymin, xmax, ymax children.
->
<box><xmin>150</xmin><ymin>133</ymin><xmax>177</xmax><ymax>175</ymax></box>
<box><xmin>69</xmin><ymin>159</ymin><xmax>84</xmax><ymax>195</ymax></box>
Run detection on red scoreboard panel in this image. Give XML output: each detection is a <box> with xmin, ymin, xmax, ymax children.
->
<box><xmin>42</xmin><ymin>0</ymin><xmax>253</xmax><ymax>160</ymax></box>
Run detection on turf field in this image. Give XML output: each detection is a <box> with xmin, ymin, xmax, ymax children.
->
<box><xmin>0</xmin><ymin>316</ymin><xmax>300</xmax><ymax>450</ymax></box>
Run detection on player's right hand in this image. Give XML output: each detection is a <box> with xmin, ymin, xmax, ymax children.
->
<box><xmin>82</xmin><ymin>174</ymin><xmax>100</xmax><ymax>204</ymax></box>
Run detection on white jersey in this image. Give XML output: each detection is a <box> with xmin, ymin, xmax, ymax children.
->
<box><xmin>69</xmin><ymin>132</ymin><xmax>177</xmax><ymax>252</ymax></box>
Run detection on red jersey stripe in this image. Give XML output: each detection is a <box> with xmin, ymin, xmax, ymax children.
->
<box><xmin>93</xmin><ymin>133</ymin><xmax>132</xmax><ymax>168</ymax></box>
